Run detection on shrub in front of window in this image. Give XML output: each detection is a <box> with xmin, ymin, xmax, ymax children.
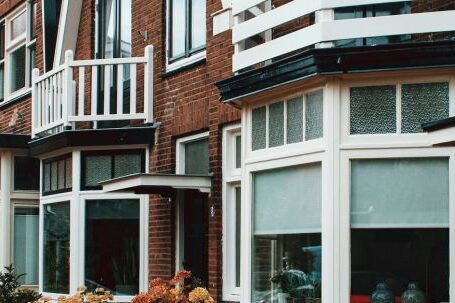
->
<box><xmin>0</xmin><ymin>265</ymin><xmax>41</xmax><ymax>303</ymax></box>
<box><xmin>34</xmin><ymin>286</ymin><xmax>115</xmax><ymax>303</ymax></box>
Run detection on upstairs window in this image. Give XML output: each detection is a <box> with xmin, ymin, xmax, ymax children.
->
<box><xmin>42</xmin><ymin>155</ymin><xmax>72</xmax><ymax>196</ymax></box>
<box><xmin>168</xmin><ymin>0</ymin><xmax>206</xmax><ymax>65</ymax></box>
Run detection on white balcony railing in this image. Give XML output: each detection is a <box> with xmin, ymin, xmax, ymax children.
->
<box><xmin>232</xmin><ymin>0</ymin><xmax>455</xmax><ymax>72</ymax></box>
<box><xmin>31</xmin><ymin>45</ymin><xmax>154</xmax><ymax>138</ymax></box>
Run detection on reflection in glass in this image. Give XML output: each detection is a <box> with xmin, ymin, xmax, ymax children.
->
<box><xmin>171</xmin><ymin>0</ymin><xmax>186</xmax><ymax>57</ymax></box>
<box><xmin>43</xmin><ymin>202</ymin><xmax>70</xmax><ymax>294</ymax></box>
<box><xmin>85</xmin><ymin>199</ymin><xmax>140</xmax><ymax>295</ymax></box>
<box><xmin>10</xmin><ymin>46</ymin><xmax>26</xmax><ymax>92</ymax></box>
<box><xmin>191</xmin><ymin>0</ymin><xmax>206</xmax><ymax>50</ymax></box>
<box><xmin>11</xmin><ymin>11</ymin><xmax>26</xmax><ymax>40</ymax></box>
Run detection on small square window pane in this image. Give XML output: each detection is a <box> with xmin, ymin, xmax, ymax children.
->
<box><xmin>85</xmin><ymin>155</ymin><xmax>112</xmax><ymax>187</ymax></box>
<box><xmin>401</xmin><ymin>82</ymin><xmax>449</xmax><ymax>133</ymax></box>
<box><xmin>286</xmin><ymin>97</ymin><xmax>303</xmax><ymax>144</ymax></box>
<box><xmin>350</xmin><ymin>86</ymin><xmax>396</xmax><ymax>134</ymax></box>
<box><xmin>171</xmin><ymin>0</ymin><xmax>186</xmax><ymax>58</ymax></box>
<box><xmin>235</xmin><ymin>135</ymin><xmax>241</xmax><ymax>169</ymax></box>
<box><xmin>268</xmin><ymin>102</ymin><xmax>284</xmax><ymax>147</ymax></box>
<box><xmin>10</xmin><ymin>46</ymin><xmax>26</xmax><ymax>92</ymax></box>
<box><xmin>44</xmin><ymin>163</ymin><xmax>51</xmax><ymax>192</ymax></box>
<box><xmin>65</xmin><ymin>158</ymin><xmax>72</xmax><ymax>189</ymax></box>
<box><xmin>306</xmin><ymin>90</ymin><xmax>324</xmax><ymax>140</ymax></box>
<box><xmin>51</xmin><ymin>161</ymin><xmax>58</xmax><ymax>191</ymax></box>
<box><xmin>114</xmin><ymin>154</ymin><xmax>142</xmax><ymax>178</ymax></box>
<box><xmin>11</xmin><ymin>11</ymin><xmax>26</xmax><ymax>40</ymax></box>
<box><xmin>252</xmin><ymin>106</ymin><xmax>266</xmax><ymax>151</ymax></box>
<box><xmin>191</xmin><ymin>0</ymin><xmax>206</xmax><ymax>50</ymax></box>
<box><xmin>185</xmin><ymin>138</ymin><xmax>209</xmax><ymax>174</ymax></box>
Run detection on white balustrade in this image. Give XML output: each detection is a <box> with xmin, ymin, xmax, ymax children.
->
<box><xmin>32</xmin><ymin>45</ymin><xmax>154</xmax><ymax>138</ymax></box>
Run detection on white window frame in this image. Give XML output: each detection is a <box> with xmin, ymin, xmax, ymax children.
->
<box><xmin>39</xmin><ymin>148</ymin><xmax>149</xmax><ymax>303</ymax></box>
<box><xmin>165</xmin><ymin>0</ymin><xmax>207</xmax><ymax>72</ymax></box>
<box><xmin>222</xmin><ymin>124</ymin><xmax>242</xmax><ymax>301</ymax></box>
<box><xmin>175</xmin><ymin>131</ymin><xmax>210</xmax><ymax>272</ymax></box>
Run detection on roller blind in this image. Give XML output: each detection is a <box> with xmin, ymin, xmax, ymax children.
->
<box><xmin>351</xmin><ymin>158</ymin><xmax>449</xmax><ymax>228</ymax></box>
<box><xmin>253</xmin><ymin>163</ymin><xmax>322</xmax><ymax>235</ymax></box>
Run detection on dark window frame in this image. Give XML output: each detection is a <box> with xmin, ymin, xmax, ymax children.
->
<box><xmin>42</xmin><ymin>154</ymin><xmax>72</xmax><ymax>196</ymax></box>
<box><xmin>168</xmin><ymin>0</ymin><xmax>206</xmax><ymax>62</ymax></box>
<box><xmin>81</xmin><ymin>149</ymin><xmax>145</xmax><ymax>191</ymax></box>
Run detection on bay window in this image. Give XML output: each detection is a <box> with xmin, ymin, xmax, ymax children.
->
<box><xmin>252</xmin><ymin>163</ymin><xmax>322</xmax><ymax>303</ymax></box>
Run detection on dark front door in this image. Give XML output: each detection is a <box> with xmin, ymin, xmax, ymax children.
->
<box><xmin>183</xmin><ymin>190</ymin><xmax>208</xmax><ymax>286</ymax></box>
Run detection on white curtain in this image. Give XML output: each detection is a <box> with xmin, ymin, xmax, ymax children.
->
<box><xmin>253</xmin><ymin>163</ymin><xmax>322</xmax><ymax>235</ymax></box>
<box><xmin>14</xmin><ymin>213</ymin><xmax>39</xmax><ymax>285</ymax></box>
<box><xmin>351</xmin><ymin>158</ymin><xmax>449</xmax><ymax>228</ymax></box>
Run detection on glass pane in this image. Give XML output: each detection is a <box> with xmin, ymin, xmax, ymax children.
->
<box><xmin>235</xmin><ymin>187</ymin><xmax>241</xmax><ymax>288</ymax></box>
<box><xmin>286</xmin><ymin>97</ymin><xmax>303</xmax><ymax>144</ymax></box>
<box><xmin>269</xmin><ymin>102</ymin><xmax>284</xmax><ymax>147</ymax></box>
<box><xmin>191</xmin><ymin>0</ymin><xmax>206</xmax><ymax>50</ymax></box>
<box><xmin>401</xmin><ymin>82</ymin><xmax>450</xmax><ymax>133</ymax></box>
<box><xmin>11</xmin><ymin>11</ymin><xmax>26</xmax><ymax>40</ymax></box>
<box><xmin>252</xmin><ymin>106</ymin><xmax>267</xmax><ymax>151</ymax></box>
<box><xmin>171</xmin><ymin>0</ymin><xmax>186</xmax><ymax>57</ymax></box>
<box><xmin>14</xmin><ymin>156</ymin><xmax>39</xmax><ymax>191</ymax></box>
<box><xmin>306</xmin><ymin>90</ymin><xmax>324</xmax><ymax>140</ymax></box>
<box><xmin>351</xmin><ymin>158</ymin><xmax>449</xmax><ymax>228</ymax></box>
<box><xmin>103</xmin><ymin>0</ymin><xmax>115</xmax><ymax>59</ymax></box>
<box><xmin>350</xmin><ymin>86</ymin><xmax>396</xmax><ymax>134</ymax></box>
<box><xmin>44</xmin><ymin>163</ymin><xmax>51</xmax><ymax>192</ymax></box>
<box><xmin>120</xmin><ymin>0</ymin><xmax>132</xmax><ymax>58</ymax></box>
<box><xmin>235</xmin><ymin>135</ymin><xmax>241</xmax><ymax>169</ymax></box>
<box><xmin>10</xmin><ymin>46</ymin><xmax>26</xmax><ymax>92</ymax></box>
<box><xmin>114</xmin><ymin>153</ymin><xmax>142</xmax><ymax>178</ymax></box>
<box><xmin>65</xmin><ymin>158</ymin><xmax>72</xmax><ymax>189</ymax></box>
<box><xmin>351</xmin><ymin>228</ymin><xmax>448</xmax><ymax>303</ymax></box>
<box><xmin>185</xmin><ymin>138</ymin><xmax>209</xmax><ymax>174</ymax></box>
<box><xmin>85</xmin><ymin>155</ymin><xmax>112</xmax><ymax>187</ymax></box>
<box><xmin>28</xmin><ymin>44</ymin><xmax>36</xmax><ymax>86</ymax></box>
<box><xmin>31</xmin><ymin>2</ymin><xmax>38</xmax><ymax>38</ymax></box>
<box><xmin>14</xmin><ymin>207</ymin><xmax>39</xmax><ymax>285</ymax></box>
<box><xmin>254</xmin><ymin>163</ymin><xmax>322</xmax><ymax>235</ymax></box>
<box><xmin>43</xmin><ymin>202</ymin><xmax>70</xmax><ymax>293</ymax></box>
<box><xmin>0</xmin><ymin>24</ymin><xmax>4</xmax><ymax>59</ymax></box>
<box><xmin>51</xmin><ymin>161</ymin><xmax>58</xmax><ymax>191</ymax></box>
<box><xmin>0</xmin><ymin>64</ymin><xmax>3</xmax><ymax>101</ymax></box>
<box><xmin>58</xmin><ymin>160</ymin><xmax>65</xmax><ymax>189</ymax></box>
<box><xmin>85</xmin><ymin>199</ymin><xmax>139</xmax><ymax>295</ymax></box>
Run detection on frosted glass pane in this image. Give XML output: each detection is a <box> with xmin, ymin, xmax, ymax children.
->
<box><xmin>185</xmin><ymin>138</ymin><xmax>209</xmax><ymax>174</ymax></box>
<box><xmin>58</xmin><ymin>160</ymin><xmax>65</xmax><ymax>189</ymax></box>
<box><xmin>44</xmin><ymin>163</ymin><xmax>51</xmax><ymax>192</ymax></box>
<box><xmin>350</xmin><ymin>86</ymin><xmax>396</xmax><ymax>134</ymax></box>
<box><xmin>85</xmin><ymin>155</ymin><xmax>112</xmax><ymax>186</ymax></box>
<box><xmin>402</xmin><ymin>82</ymin><xmax>449</xmax><ymax>133</ymax></box>
<box><xmin>351</xmin><ymin>158</ymin><xmax>449</xmax><ymax>228</ymax></box>
<box><xmin>51</xmin><ymin>161</ymin><xmax>58</xmax><ymax>191</ymax></box>
<box><xmin>114</xmin><ymin>154</ymin><xmax>142</xmax><ymax>178</ymax></box>
<box><xmin>286</xmin><ymin>97</ymin><xmax>303</xmax><ymax>144</ymax></box>
<box><xmin>254</xmin><ymin>163</ymin><xmax>322</xmax><ymax>235</ymax></box>
<box><xmin>306</xmin><ymin>90</ymin><xmax>324</xmax><ymax>140</ymax></box>
<box><xmin>268</xmin><ymin>102</ymin><xmax>284</xmax><ymax>147</ymax></box>
<box><xmin>65</xmin><ymin>158</ymin><xmax>72</xmax><ymax>189</ymax></box>
<box><xmin>235</xmin><ymin>135</ymin><xmax>241</xmax><ymax>169</ymax></box>
<box><xmin>252</xmin><ymin>106</ymin><xmax>266</xmax><ymax>151</ymax></box>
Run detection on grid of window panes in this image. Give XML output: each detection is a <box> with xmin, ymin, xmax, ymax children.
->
<box><xmin>42</xmin><ymin>155</ymin><xmax>72</xmax><ymax>195</ymax></box>
<box><xmin>252</xmin><ymin>90</ymin><xmax>323</xmax><ymax>151</ymax></box>
<box><xmin>81</xmin><ymin>150</ymin><xmax>145</xmax><ymax>190</ymax></box>
<box><xmin>349</xmin><ymin>82</ymin><xmax>450</xmax><ymax>135</ymax></box>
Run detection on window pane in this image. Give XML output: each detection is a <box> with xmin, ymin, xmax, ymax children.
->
<box><xmin>85</xmin><ymin>199</ymin><xmax>139</xmax><ymax>295</ymax></box>
<box><xmin>401</xmin><ymin>82</ymin><xmax>449</xmax><ymax>133</ymax></box>
<box><xmin>114</xmin><ymin>153</ymin><xmax>142</xmax><ymax>178</ymax></box>
<box><xmin>28</xmin><ymin>44</ymin><xmax>36</xmax><ymax>86</ymax></box>
<box><xmin>185</xmin><ymin>138</ymin><xmax>209</xmax><ymax>174</ymax></box>
<box><xmin>43</xmin><ymin>202</ymin><xmax>70</xmax><ymax>293</ymax></box>
<box><xmin>287</xmin><ymin>97</ymin><xmax>303</xmax><ymax>144</ymax></box>
<box><xmin>120</xmin><ymin>0</ymin><xmax>132</xmax><ymax>58</ymax></box>
<box><xmin>44</xmin><ymin>163</ymin><xmax>51</xmax><ymax>192</ymax></box>
<box><xmin>268</xmin><ymin>102</ymin><xmax>284</xmax><ymax>147</ymax></box>
<box><xmin>0</xmin><ymin>64</ymin><xmax>4</xmax><ymax>101</ymax></box>
<box><xmin>11</xmin><ymin>11</ymin><xmax>26</xmax><ymax>40</ymax></box>
<box><xmin>350</xmin><ymin>86</ymin><xmax>396</xmax><ymax>134</ymax></box>
<box><xmin>51</xmin><ymin>161</ymin><xmax>58</xmax><ymax>191</ymax></box>
<box><xmin>191</xmin><ymin>0</ymin><xmax>206</xmax><ymax>50</ymax></box>
<box><xmin>0</xmin><ymin>24</ymin><xmax>4</xmax><ymax>59</ymax></box>
<box><xmin>10</xmin><ymin>46</ymin><xmax>26</xmax><ymax>92</ymax></box>
<box><xmin>14</xmin><ymin>156</ymin><xmax>40</xmax><ymax>191</ymax></box>
<box><xmin>65</xmin><ymin>158</ymin><xmax>72</xmax><ymax>189</ymax></box>
<box><xmin>102</xmin><ymin>0</ymin><xmax>115</xmax><ymax>59</ymax></box>
<box><xmin>252</xmin><ymin>106</ymin><xmax>267</xmax><ymax>151</ymax></box>
<box><xmin>171</xmin><ymin>0</ymin><xmax>186</xmax><ymax>57</ymax></box>
<box><xmin>84</xmin><ymin>155</ymin><xmax>112</xmax><ymax>187</ymax></box>
<box><xmin>14</xmin><ymin>207</ymin><xmax>39</xmax><ymax>285</ymax></box>
<box><xmin>235</xmin><ymin>187</ymin><xmax>241</xmax><ymax>288</ymax></box>
<box><xmin>58</xmin><ymin>160</ymin><xmax>65</xmax><ymax>189</ymax></box>
<box><xmin>235</xmin><ymin>135</ymin><xmax>241</xmax><ymax>169</ymax></box>
<box><xmin>31</xmin><ymin>2</ymin><xmax>38</xmax><ymax>39</ymax></box>
<box><xmin>351</xmin><ymin>158</ymin><xmax>449</xmax><ymax>228</ymax></box>
<box><xmin>305</xmin><ymin>90</ymin><xmax>324</xmax><ymax>140</ymax></box>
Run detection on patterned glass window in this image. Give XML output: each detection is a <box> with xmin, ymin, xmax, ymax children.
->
<box><xmin>268</xmin><ymin>102</ymin><xmax>284</xmax><ymax>147</ymax></box>
<box><xmin>252</xmin><ymin>106</ymin><xmax>267</xmax><ymax>151</ymax></box>
<box><xmin>287</xmin><ymin>97</ymin><xmax>303</xmax><ymax>144</ymax></box>
<box><xmin>306</xmin><ymin>90</ymin><xmax>324</xmax><ymax>140</ymax></box>
<box><xmin>42</xmin><ymin>155</ymin><xmax>72</xmax><ymax>195</ymax></box>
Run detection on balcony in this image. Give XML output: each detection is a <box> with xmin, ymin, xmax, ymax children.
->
<box><xmin>31</xmin><ymin>46</ymin><xmax>154</xmax><ymax>138</ymax></box>
<box><xmin>231</xmin><ymin>0</ymin><xmax>455</xmax><ymax>72</ymax></box>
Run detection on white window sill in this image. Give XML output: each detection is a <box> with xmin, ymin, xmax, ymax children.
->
<box><xmin>0</xmin><ymin>88</ymin><xmax>32</xmax><ymax>108</ymax></box>
<box><xmin>165</xmin><ymin>51</ymin><xmax>207</xmax><ymax>74</ymax></box>
<box><xmin>222</xmin><ymin>293</ymin><xmax>241</xmax><ymax>302</ymax></box>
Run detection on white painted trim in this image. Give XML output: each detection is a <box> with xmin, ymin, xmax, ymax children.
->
<box><xmin>175</xmin><ymin>131</ymin><xmax>210</xmax><ymax>174</ymax></box>
<box><xmin>0</xmin><ymin>151</ymin><xmax>13</xmax><ymax>268</ymax></box>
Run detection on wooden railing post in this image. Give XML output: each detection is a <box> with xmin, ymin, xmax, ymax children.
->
<box><xmin>62</xmin><ymin>50</ymin><xmax>74</xmax><ymax>129</ymax></box>
<box><xmin>31</xmin><ymin>68</ymin><xmax>40</xmax><ymax>138</ymax></box>
<box><xmin>144</xmin><ymin>45</ymin><xmax>154</xmax><ymax>124</ymax></box>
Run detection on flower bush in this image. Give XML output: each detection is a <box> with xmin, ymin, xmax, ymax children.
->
<box><xmin>132</xmin><ymin>271</ymin><xmax>214</xmax><ymax>303</ymax></box>
<box><xmin>34</xmin><ymin>287</ymin><xmax>115</xmax><ymax>303</ymax></box>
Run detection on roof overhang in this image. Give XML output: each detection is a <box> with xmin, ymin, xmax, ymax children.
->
<box><xmin>423</xmin><ymin>117</ymin><xmax>455</xmax><ymax>146</ymax></box>
<box><xmin>0</xmin><ymin>134</ymin><xmax>31</xmax><ymax>150</ymax></box>
<box><xmin>101</xmin><ymin>173</ymin><xmax>212</xmax><ymax>195</ymax></box>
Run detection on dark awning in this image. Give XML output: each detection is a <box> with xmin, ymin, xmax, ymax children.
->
<box><xmin>0</xmin><ymin>134</ymin><xmax>30</xmax><ymax>149</ymax></box>
<box><xmin>101</xmin><ymin>173</ymin><xmax>212</xmax><ymax>195</ymax></box>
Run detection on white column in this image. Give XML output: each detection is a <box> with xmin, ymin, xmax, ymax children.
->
<box><xmin>0</xmin><ymin>151</ymin><xmax>12</xmax><ymax>269</ymax></box>
<box><xmin>315</xmin><ymin>9</ymin><xmax>335</xmax><ymax>48</ymax></box>
<box><xmin>70</xmin><ymin>150</ymin><xmax>81</xmax><ymax>293</ymax></box>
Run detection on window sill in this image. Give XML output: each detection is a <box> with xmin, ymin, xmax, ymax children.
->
<box><xmin>0</xmin><ymin>88</ymin><xmax>32</xmax><ymax>109</ymax></box>
<box><xmin>162</xmin><ymin>52</ymin><xmax>207</xmax><ymax>78</ymax></box>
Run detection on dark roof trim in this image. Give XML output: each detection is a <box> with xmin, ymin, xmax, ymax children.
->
<box><xmin>0</xmin><ymin>134</ymin><xmax>31</xmax><ymax>149</ymax></box>
<box><xmin>216</xmin><ymin>40</ymin><xmax>455</xmax><ymax>103</ymax></box>
<box><xmin>422</xmin><ymin>116</ymin><xmax>455</xmax><ymax>132</ymax></box>
<box><xmin>29</xmin><ymin>125</ymin><xmax>157</xmax><ymax>156</ymax></box>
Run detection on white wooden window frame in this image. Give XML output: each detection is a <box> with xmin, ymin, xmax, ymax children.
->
<box><xmin>222</xmin><ymin>124</ymin><xmax>242</xmax><ymax>301</ymax></box>
<box><xmin>39</xmin><ymin>148</ymin><xmax>149</xmax><ymax>303</ymax></box>
<box><xmin>1</xmin><ymin>2</ymin><xmax>36</xmax><ymax>103</ymax></box>
<box><xmin>175</xmin><ymin>131</ymin><xmax>210</xmax><ymax>272</ymax></box>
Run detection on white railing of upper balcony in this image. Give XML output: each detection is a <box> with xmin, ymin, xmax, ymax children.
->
<box><xmin>31</xmin><ymin>45</ymin><xmax>154</xmax><ymax>138</ymax></box>
<box><xmin>232</xmin><ymin>0</ymin><xmax>455</xmax><ymax>72</ymax></box>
